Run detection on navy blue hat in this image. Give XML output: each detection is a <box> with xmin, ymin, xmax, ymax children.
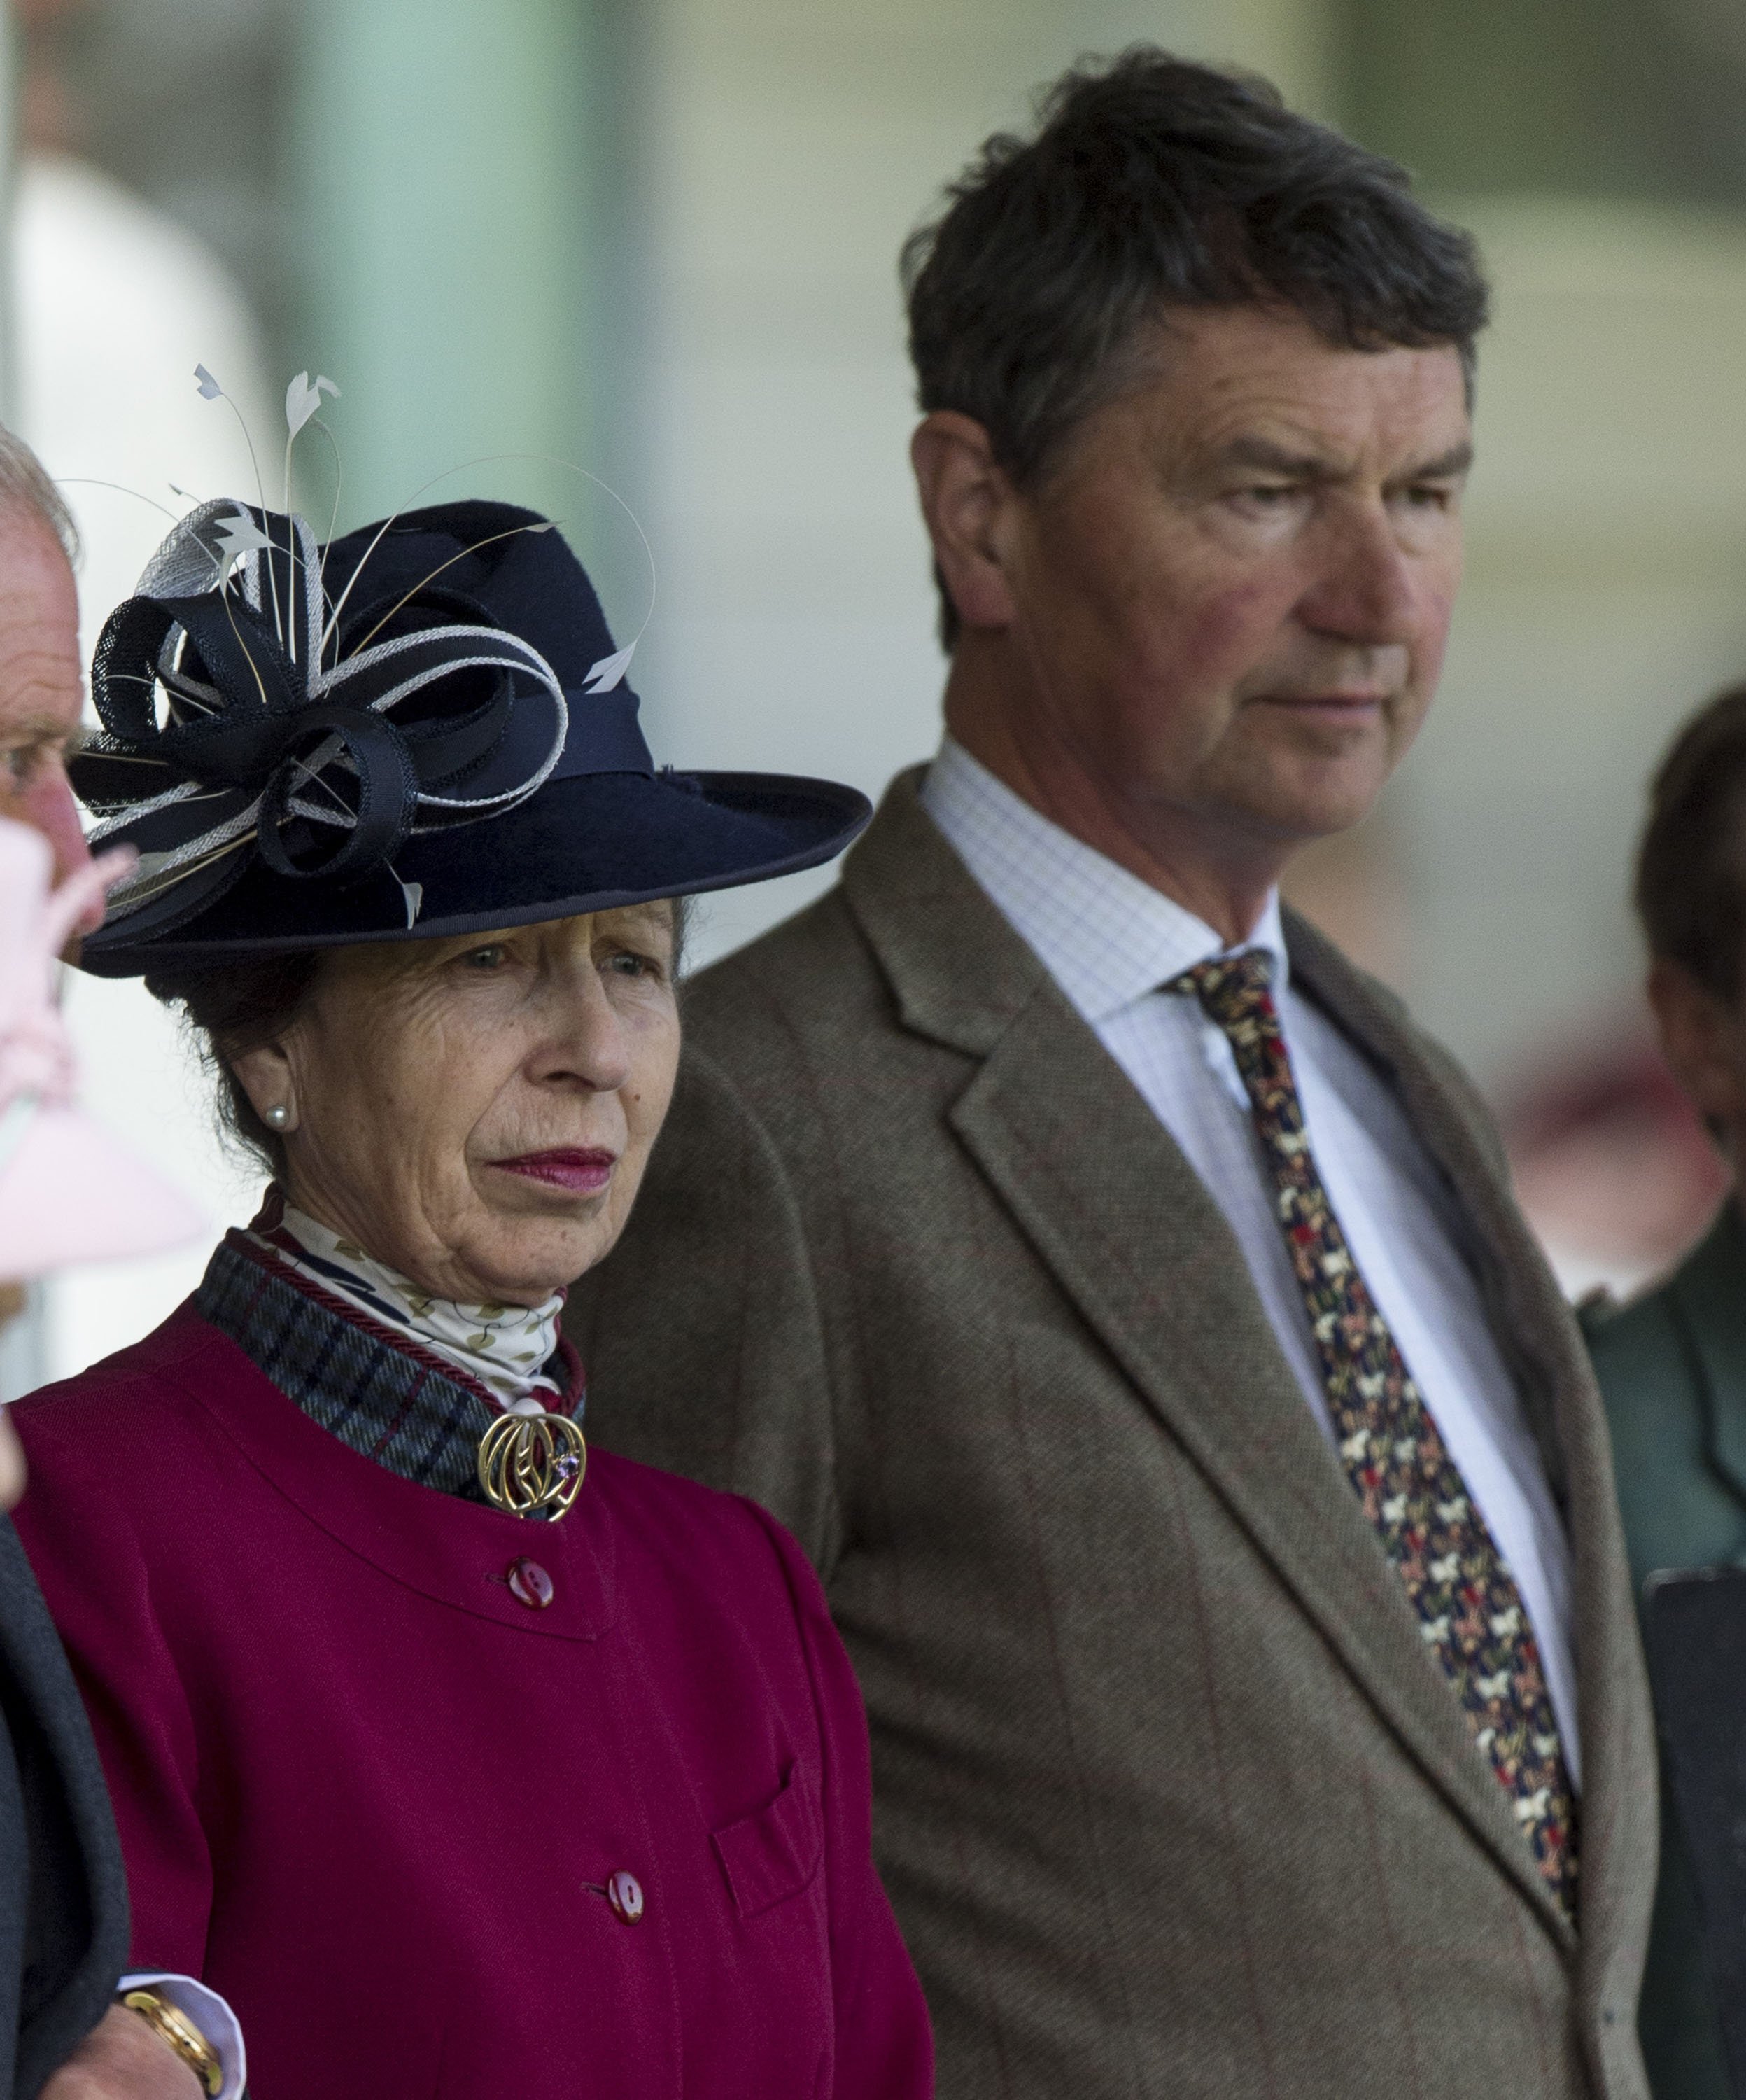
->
<box><xmin>73</xmin><ymin>498</ymin><xmax>870</xmax><ymax>976</ymax></box>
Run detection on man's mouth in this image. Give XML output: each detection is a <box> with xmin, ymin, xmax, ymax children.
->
<box><xmin>1255</xmin><ymin>690</ymin><xmax>1388</xmax><ymax>715</ymax></box>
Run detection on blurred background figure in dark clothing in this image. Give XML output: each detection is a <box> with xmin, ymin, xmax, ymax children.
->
<box><xmin>1584</xmin><ymin>682</ymin><xmax>1746</xmax><ymax>2100</ymax></box>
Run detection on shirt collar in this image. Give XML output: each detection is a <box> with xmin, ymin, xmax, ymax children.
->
<box><xmin>919</xmin><ymin>735</ymin><xmax>1288</xmax><ymax>1026</ymax></box>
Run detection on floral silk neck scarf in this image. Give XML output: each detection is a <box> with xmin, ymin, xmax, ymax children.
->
<box><xmin>247</xmin><ymin>1193</ymin><xmax>565</xmax><ymax>1416</ymax></box>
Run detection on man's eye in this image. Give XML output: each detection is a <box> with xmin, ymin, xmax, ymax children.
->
<box><xmin>1</xmin><ymin>745</ymin><xmax>43</xmax><ymax>790</ymax></box>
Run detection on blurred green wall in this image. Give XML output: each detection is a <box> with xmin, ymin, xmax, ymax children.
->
<box><xmin>1337</xmin><ymin>0</ymin><xmax>1746</xmax><ymax>204</ymax></box>
<box><xmin>290</xmin><ymin>0</ymin><xmax>633</xmax><ymax>528</ymax></box>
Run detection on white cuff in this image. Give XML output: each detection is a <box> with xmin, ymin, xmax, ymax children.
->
<box><xmin>119</xmin><ymin>1973</ymin><xmax>246</xmax><ymax>2100</ymax></box>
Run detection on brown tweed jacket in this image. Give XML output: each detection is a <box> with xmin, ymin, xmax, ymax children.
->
<box><xmin>569</xmin><ymin>769</ymin><xmax>1657</xmax><ymax>2100</ymax></box>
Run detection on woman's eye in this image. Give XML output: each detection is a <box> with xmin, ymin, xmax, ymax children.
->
<box><xmin>463</xmin><ymin>944</ymin><xmax>507</xmax><ymax>971</ymax></box>
<box><xmin>606</xmin><ymin>951</ymin><xmax>659</xmax><ymax>979</ymax></box>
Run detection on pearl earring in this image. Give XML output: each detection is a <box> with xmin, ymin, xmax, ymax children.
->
<box><xmin>265</xmin><ymin>1104</ymin><xmax>291</xmax><ymax>1131</ymax></box>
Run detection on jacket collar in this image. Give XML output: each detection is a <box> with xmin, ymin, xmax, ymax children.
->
<box><xmin>196</xmin><ymin>1231</ymin><xmax>584</xmax><ymax>1506</ymax></box>
<box><xmin>919</xmin><ymin>735</ymin><xmax>1290</xmax><ymax>1024</ymax></box>
<box><xmin>1667</xmin><ymin>1202</ymin><xmax>1746</xmax><ymax>1504</ymax></box>
<box><xmin>843</xmin><ymin>766</ymin><xmax>1041</xmax><ymax>1057</ymax></box>
<box><xmin>154</xmin><ymin>1299</ymin><xmax>616</xmax><ymax>1639</ymax></box>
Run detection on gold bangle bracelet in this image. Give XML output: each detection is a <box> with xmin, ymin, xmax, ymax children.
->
<box><xmin>120</xmin><ymin>1988</ymin><xmax>223</xmax><ymax>2096</ymax></box>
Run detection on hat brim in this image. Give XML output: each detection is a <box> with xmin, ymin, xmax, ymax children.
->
<box><xmin>76</xmin><ymin>769</ymin><xmax>871</xmax><ymax>977</ymax></box>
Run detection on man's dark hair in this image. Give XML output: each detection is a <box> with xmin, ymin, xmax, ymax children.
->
<box><xmin>1637</xmin><ymin>683</ymin><xmax>1746</xmax><ymax>1002</ymax></box>
<box><xmin>902</xmin><ymin>48</ymin><xmax>1490</xmax><ymax>648</ymax></box>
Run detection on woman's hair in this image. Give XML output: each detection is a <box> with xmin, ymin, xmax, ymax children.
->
<box><xmin>145</xmin><ymin>953</ymin><xmax>322</xmax><ymax>1180</ymax></box>
<box><xmin>1637</xmin><ymin>682</ymin><xmax>1746</xmax><ymax>1003</ymax></box>
<box><xmin>145</xmin><ymin>897</ymin><xmax>692</xmax><ymax>1179</ymax></box>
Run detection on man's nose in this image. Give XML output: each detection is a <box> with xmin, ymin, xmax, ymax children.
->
<box><xmin>1297</xmin><ymin>506</ymin><xmax>1422</xmax><ymax>648</ymax></box>
<box><xmin>22</xmin><ymin>757</ymin><xmax>97</xmax><ymax>911</ymax></box>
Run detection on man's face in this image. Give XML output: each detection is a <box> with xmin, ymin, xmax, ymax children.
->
<box><xmin>0</xmin><ymin>507</ymin><xmax>90</xmax><ymax>885</ymax></box>
<box><xmin>991</xmin><ymin>304</ymin><xmax>1472</xmax><ymax>853</ymax></box>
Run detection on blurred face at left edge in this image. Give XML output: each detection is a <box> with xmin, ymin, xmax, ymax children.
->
<box><xmin>0</xmin><ymin>508</ymin><xmax>92</xmax><ymax>1499</ymax></box>
<box><xmin>0</xmin><ymin>505</ymin><xmax>94</xmax><ymax>902</ymax></box>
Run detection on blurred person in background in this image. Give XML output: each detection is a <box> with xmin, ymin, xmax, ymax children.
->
<box><xmin>1583</xmin><ymin>683</ymin><xmax>1746</xmax><ymax>2100</ymax></box>
<box><xmin>571</xmin><ymin>50</ymin><xmax>1656</xmax><ymax>2099</ymax></box>
<box><xmin>0</xmin><ymin>430</ymin><xmax>237</xmax><ymax>2100</ymax></box>
<box><xmin>10</xmin><ymin>498</ymin><xmax>929</xmax><ymax>2100</ymax></box>
<box><xmin>0</xmin><ymin>440</ymin><xmax>94</xmax><ymax>897</ymax></box>
<box><xmin>1507</xmin><ymin>1051</ymin><xmax>1726</xmax><ymax>1309</ymax></box>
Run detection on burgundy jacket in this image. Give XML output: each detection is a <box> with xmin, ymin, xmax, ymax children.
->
<box><xmin>11</xmin><ymin>1304</ymin><xmax>931</xmax><ymax>2099</ymax></box>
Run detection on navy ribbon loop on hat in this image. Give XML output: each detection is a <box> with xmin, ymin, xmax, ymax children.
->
<box><xmin>77</xmin><ymin>502</ymin><xmax>570</xmax><ymax>937</ymax></box>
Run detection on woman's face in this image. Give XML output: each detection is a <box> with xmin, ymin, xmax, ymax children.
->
<box><xmin>233</xmin><ymin>904</ymin><xmax>681</xmax><ymax>1306</ymax></box>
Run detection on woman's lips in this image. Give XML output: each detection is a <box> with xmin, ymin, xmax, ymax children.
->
<box><xmin>491</xmin><ymin>1149</ymin><xmax>617</xmax><ymax>1194</ymax></box>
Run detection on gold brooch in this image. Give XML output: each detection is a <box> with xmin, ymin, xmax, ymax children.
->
<box><xmin>477</xmin><ymin>1411</ymin><xmax>588</xmax><ymax>1519</ymax></box>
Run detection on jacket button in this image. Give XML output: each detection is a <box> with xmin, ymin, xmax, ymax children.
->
<box><xmin>607</xmin><ymin>1870</ymin><xmax>645</xmax><ymax>1924</ymax></box>
<box><xmin>507</xmin><ymin>1558</ymin><xmax>554</xmax><ymax>1609</ymax></box>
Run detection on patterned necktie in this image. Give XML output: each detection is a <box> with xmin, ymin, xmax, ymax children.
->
<box><xmin>1175</xmin><ymin>947</ymin><xmax>1577</xmax><ymax>1918</ymax></box>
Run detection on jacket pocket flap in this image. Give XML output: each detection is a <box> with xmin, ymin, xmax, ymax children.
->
<box><xmin>711</xmin><ymin>1760</ymin><xmax>821</xmax><ymax>1919</ymax></box>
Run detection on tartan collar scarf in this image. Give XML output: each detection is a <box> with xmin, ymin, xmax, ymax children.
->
<box><xmin>194</xmin><ymin>1230</ymin><xmax>585</xmax><ymax>1507</ymax></box>
<box><xmin>249</xmin><ymin>1190</ymin><xmax>566</xmax><ymax>1415</ymax></box>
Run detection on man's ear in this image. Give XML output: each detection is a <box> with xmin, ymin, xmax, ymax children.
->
<box><xmin>909</xmin><ymin>412</ymin><xmax>1020</xmax><ymax>634</ymax></box>
<box><xmin>1647</xmin><ymin>956</ymin><xmax>1746</xmax><ymax>1139</ymax></box>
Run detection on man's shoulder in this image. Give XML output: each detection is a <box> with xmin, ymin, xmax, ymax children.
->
<box><xmin>1582</xmin><ymin>1208</ymin><xmax>1736</xmax><ymax>1402</ymax></box>
<box><xmin>678</xmin><ymin>759</ymin><xmax>1040</xmax><ymax>1068</ymax></box>
<box><xmin>1579</xmin><ymin>1273</ymin><xmax>1687</xmax><ymax>1393</ymax></box>
<box><xmin>683</xmin><ymin>880</ymin><xmax>876</xmax><ymax>1042</ymax></box>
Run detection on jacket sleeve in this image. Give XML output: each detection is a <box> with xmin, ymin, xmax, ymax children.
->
<box><xmin>747</xmin><ymin>1500</ymin><xmax>933</xmax><ymax>2099</ymax></box>
<box><xmin>570</xmin><ymin>1039</ymin><xmax>846</xmax><ymax>1573</ymax></box>
<box><xmin>11</xmin><ymin>1404</ymin><xmax>215</xmax><ymax>1980</ymax></box>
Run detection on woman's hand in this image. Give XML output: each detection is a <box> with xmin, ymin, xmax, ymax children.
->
<box><xmin>39</xmin><ymin>2005</ymin><xmax>203</xmax><ymax>2099</ymax></box>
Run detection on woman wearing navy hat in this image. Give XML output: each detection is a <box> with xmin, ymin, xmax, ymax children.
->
<box><xmin>11</xmin><ymin>497</ymin><xmax>932</xmax><ymax>2099</ymax></box>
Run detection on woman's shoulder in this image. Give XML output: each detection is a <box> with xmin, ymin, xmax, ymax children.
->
<box><xmin>587</xmin><ymin>1448</ymin><xmax>826</xmax><ymax>1619</ymax></box>
<box><xmin>15</xmin><ymin>1301</ymin><xmax>254</xmax><ymax>1462</ymax></box>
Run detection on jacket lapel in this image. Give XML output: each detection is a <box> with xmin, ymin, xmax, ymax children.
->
<box><xmin>1283</xmin><ymin>911</ymin><xmax>1650</xmax><ymax>1962</ymax></box>
<box><xmin>843</xmin><ymin>772</ymin><xmax>1574</xmax><ymax>1938</ymax></box>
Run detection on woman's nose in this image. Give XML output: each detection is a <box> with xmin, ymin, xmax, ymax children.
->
<box><xmin>539</xmin><ymin>969</ymin><xmax>634</xmax><ymax>1093</ymax></box>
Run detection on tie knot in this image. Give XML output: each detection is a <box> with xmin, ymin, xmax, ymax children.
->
<box><xmin>1169</xmin><ymin>946</ymin><xmax>1276</xmax><ymax>1027</ymax></box>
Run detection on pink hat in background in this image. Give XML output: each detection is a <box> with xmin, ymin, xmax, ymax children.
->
<box><xmin>0</xmin><ymin>818</ymin><xmax>204</xmax><ymax>1280</ymax></box>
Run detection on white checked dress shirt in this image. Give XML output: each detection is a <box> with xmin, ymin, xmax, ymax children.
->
<box><xmin>921</xmin><ymin>736</ymin><xmax>1581</xmax><ymax>1779</ymax></box>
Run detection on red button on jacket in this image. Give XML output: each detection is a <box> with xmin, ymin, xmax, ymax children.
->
<box><xmin>507</xmin><ymin>1557</ymin><xmax>554</xmax><ymax>1609</ymax></box>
